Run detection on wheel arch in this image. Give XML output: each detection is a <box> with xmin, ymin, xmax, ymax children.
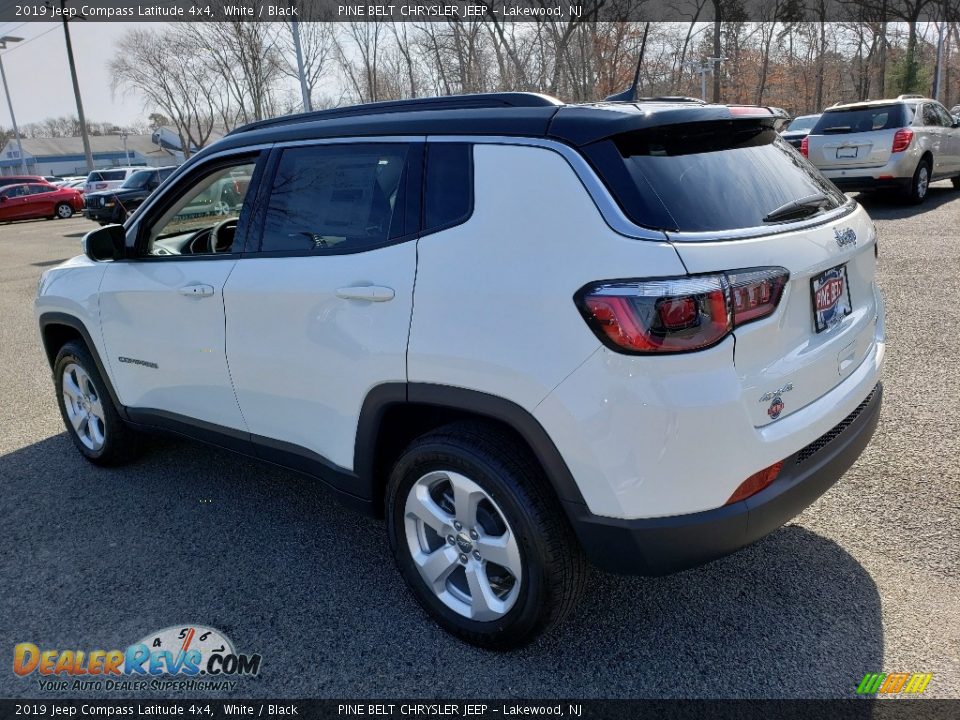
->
<box><xmin>356</xmin><ymin>383</ymin><xmax>587</xmax><ymax>518</ymax></box>
<box><xmin>38</xmin><ymin>312</ymin><xmax>126</xmax><ymax>419</ymax></box>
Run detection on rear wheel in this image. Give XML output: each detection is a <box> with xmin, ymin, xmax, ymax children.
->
<box><xmin>54</xmin><ymin>341</ymin><xmax>141</xmax><ymax>465</ymax></box>
<box><xmin>386</xmin><ymin>422</ymin><xmax>585</xmax><ymax>649</ymax></box>
<box><xmin>904</xmin><ymin>159</ymin><xmax>931</xmax><ymax>204</ymax></box>
<box><xmin>952</xmin><ymin>176</ymin><xmax>960</xmax><ymax>189</ymax></box>
<box><xmin>54</xmin><ymin>202</ymin><xmax>73</xmax><ymax>219</ymax></box>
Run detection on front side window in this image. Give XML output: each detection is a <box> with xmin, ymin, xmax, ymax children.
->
<box><xmin>260</xmin><ymin>143</ymin><xmax>410</xmax><ymax>254</ymax></box>
<box><xmin>144</xmin><ymin>160</ymin><xmax>257</xmax><ymax>257</ymax></box>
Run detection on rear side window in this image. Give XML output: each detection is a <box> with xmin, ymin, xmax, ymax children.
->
<box><xmin>86</xmin><ymin>172</ymin><xmax>103</xmax><ymax>182</ymax></box>
<box><xmin>813</xmin><ymin>104</ymin><xmax>906</xmax><ymax>134</ymax></box>
<box><xmin>584</xmin><ymin>120</ymin><xmax>846</xmax><ymax>233</ymax></box>
<box><xmin>424</xmin><ymin>143</ymin><xmax>472</xmax><ymax>232</ymax></box>
<box><xmin>260</xmin><ymin>144</ymin><xmax>410</xmax><ymax>254</ymax></box>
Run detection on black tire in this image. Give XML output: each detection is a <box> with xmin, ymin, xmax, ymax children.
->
<box><xmin>952</xmin><ymin>176</ymin><xmax>960</xmax><ymax>189</ymax></box>
<box><xmin>54</xmin><ymin>202</ymin><xmax>74</xmax><ymax>219</ymax></box>
<box><xmin>53</xmin><ymin>340</ymin><xmax>142</xmax><ymax>466</ymax></box>
<box><xmin>386</xmin><ymin>421</ymin><xmax>586</xmax><ymax>649</ymax></box>
<box><xmin>904</xmin><ymin>159</ymin><xmax>932</xmax><ymax>205</ymax></box>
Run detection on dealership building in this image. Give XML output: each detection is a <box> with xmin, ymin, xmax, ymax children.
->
<box><xmin>0</xmin><ymin>132</ymin><xmax>186</xmax><ymax>177</ymax></box>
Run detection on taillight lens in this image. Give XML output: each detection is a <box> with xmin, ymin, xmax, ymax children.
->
<box><xmin>799</xmin><ymin>136</ymin><xmax>809</xmax><ymax>157</ymax></box>
<box><xmin>892</xmin><ymin>128</ymin><xmax>913</xmax><ymax>153</ymax></box>
<box><xmin>725</xmin><ymin>461</ymin><xmax>783</xmax><ymax>505</ymax></box>
<box><xmin>576</xmin><ymin>267</ymin><xmax>789</xmax><ymax>355</ymax></box>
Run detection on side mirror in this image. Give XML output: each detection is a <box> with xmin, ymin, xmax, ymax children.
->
<box><xmin>83</xmin><ymin>224</ymin><xmax>127</xmax><ymax>262</ymax></box>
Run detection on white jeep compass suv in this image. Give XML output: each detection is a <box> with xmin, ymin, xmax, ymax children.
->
<box><xmin>36</xmin><ymin>93</ymin><xmax>885</xmax><ymax>648</ymax></box>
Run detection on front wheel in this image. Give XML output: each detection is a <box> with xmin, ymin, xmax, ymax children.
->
<box><xmin>54</xmin><ymin>202</ymin><xmax>74</xmax><ymax>219</ymax></box>
<box><xmin>386</xmin><ymin>422</ymin><xmax>585</xmax><ymax>649</ymax></box>
<box><xmin>904</xmin><ymin>160</ymin><xmax>931</xmax><ymax>204</ymax></box>
<box><xmin>54</xmin><ymin>341</ymin><xmax>141</xmax><ymax>465</ymax></box>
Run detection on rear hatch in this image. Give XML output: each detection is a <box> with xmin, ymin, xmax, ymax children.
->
<box><xmin>581</xmin><ymin>116</ymin><xmax>880</xmax><ymax>426</ymax></box>
<box><xmin>806</xmin><ymin>103</ymin><xmax>909</xmax><ymax>169</ymax></box>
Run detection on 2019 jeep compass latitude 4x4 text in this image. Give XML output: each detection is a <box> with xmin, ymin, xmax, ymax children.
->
<box><xmin>36</xmin><ymin>93</ymin><xmax>885</xmax><ymax>648</ymax></box>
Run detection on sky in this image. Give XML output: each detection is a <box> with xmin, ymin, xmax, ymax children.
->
<box><xmin>0</xmin><ymin>21</ymin><xmax>154</xmax><ymax>129</ymax></box>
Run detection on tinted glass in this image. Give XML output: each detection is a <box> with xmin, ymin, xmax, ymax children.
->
<box><xmin>933</xmin><ymin>104</ymin><xmax>954</xmax><ymax>127</ymax></box>
<box><xmin>424</xmin><ymin>143</ymin><xmax>472</xmax><ymax>232</ymax></box>
<box><xmin>86</xmin><ymin>172</ymin><xmax>103</xmax><ymax>182</ymax></box>
<box><xmin>586</xmin><ymin>120</ymin><xmax>846</xmax><ymax>233</ymax></box>
<box><xmin>813</xmin><ymin>104</ymin><xmax>906</xmax><ymax>134</ymax></box>
<box><xmin>122</xmin><ymin>170</ymin><xmax>155</xmax><ymax>189</ymax></box>
<box><xmin>100</xmin><ymin>170</ymin><xmax>127</xmax><ymax>181</ymax></box>
<box><xmin>786</xmin><ymin>115</ymin><xmax>818</xmax><ymax>132</ymax></box>
<box><xmin>30</xmin><ymin>185</ymin><xmax>55</xmax><ymax>194</ymax></box>
<box><xmin>260</xmin><ymin>144</ymin><xmax>409</xmax><ymax>253</ymax></box>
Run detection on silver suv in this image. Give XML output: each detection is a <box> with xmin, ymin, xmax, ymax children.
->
<box><xmin>803</xmin><ymin>95</ymin><xmax>960</xmax><ymax>203</ymax></box>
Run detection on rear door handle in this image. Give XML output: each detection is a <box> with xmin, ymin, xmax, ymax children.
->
<box><xmin>335</xmin><ymin>285</ymin><xmax>395</xmax><ymax>302</ymax></box>
<box><xmin>178</xmin><ymin>283</ymin><xmax>215</xmax><ymax>297</ymax></box>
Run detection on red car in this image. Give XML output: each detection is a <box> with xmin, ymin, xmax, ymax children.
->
<box><xmin>0</xmin><ymin>183</ymin><xmax>84</xmax><ymax>222</ymax></box>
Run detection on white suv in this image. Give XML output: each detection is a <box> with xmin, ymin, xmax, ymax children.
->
<box><xmin>36</xmin><ymin>93</ymin><xmax>885</xmax><ymax>648</ymax></box>
<box><xmin>83</xmin><ymin>167</ymin><xmax>145</xmax><ymax>195</ymax></box>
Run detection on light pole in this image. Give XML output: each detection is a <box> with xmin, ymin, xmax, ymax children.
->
<box><xmin>47</xmin><ymin>0</ymin><xmax>93</xmax><ymax>171</ymax></box>
<box><xmin>120</xmin><ymin>130</ymin><xmax>129</xmax><ymax>165</ymax></box>
<box><xmin>0</xmin><ymin>36</ymin><xmax>27</xmax><ymax>174</ymax></box>
<box><xmin>686</xmin><ymin>57</ymin><xmax>727</xmax><ymax>101</ymax></box>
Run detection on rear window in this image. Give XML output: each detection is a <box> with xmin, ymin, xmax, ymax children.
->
<box><xmin>813</xmin><ymin>104</ymin><xmax>908</xmax><ymax>134</ymax></box>
<box><xmin>100</xmin><ymin>170</ymin><xmax>127</xmax><ymax>181</ymax></box>
<box><xmin>786</xmin><ymin>115</ymin><xmax>818</xmax><ymax>132</ymax></box>
<box><xmin>584</xmin><ymin>120</ymin><xmax>847</xmax><ymax>233</ymax></box>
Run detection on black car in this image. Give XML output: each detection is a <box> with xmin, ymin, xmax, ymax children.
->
<box><xmin>780</xmin><ymin>113</ymin><xmax>821</xmax><ymax>149</ymax></box>
<box><xmin>84</xmin><ymin>166</ymin><xmax>177</xmax><ymax>224</ymax></box>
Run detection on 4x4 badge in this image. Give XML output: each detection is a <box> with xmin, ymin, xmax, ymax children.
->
<box><xmin>834</xmin><ymin>227</ymin><xmax>857</xmax><ymax>248</ymax></box>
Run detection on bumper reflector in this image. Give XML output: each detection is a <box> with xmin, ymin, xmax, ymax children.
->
<box><xmin>726</xmin><ymin>461</ymin><xmax>784</xmax><ymax>505</ymax></box>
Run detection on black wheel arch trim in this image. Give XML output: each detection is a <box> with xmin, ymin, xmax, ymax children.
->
<box><xmin>355</xmin><ymin>382</ymin><xmax>588</xmax><ymax>509</ymax></box>
<box><xmin>38</xmin><ymin>311</ymin><xmax>128</xmax><ymax>421</ymax></box>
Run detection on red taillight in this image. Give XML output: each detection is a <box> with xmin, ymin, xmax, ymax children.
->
<box><xmin>892</xmin><ymin>128</ymin><xmax>913</xmax><ymax>153</ymax></box>
<box><xmin>577</xmin><ymin>267</ymin><xmax>789</xmax><ymax>355</ymax></box>
<box><xmin>727</xmin><ymin>268</ymin><xmax>789</xmax><ymax>326</ymax></box>
<box><xmin>799</xmin><ymin>136</ymin><xmax>809</xmax><ymax>157</ymax></box>
<box><xmin>726</xmin><ymin>461</ymin><xmax>783</xmax><ymax>505</ymax></box>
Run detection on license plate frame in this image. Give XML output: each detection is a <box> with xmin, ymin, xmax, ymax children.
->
<box><xmin>836</xmin><ymin>146</ymin><xmax>858</xmax><ymax>159</ymax></box>
<box><xmin>811</xmin><ymin>264</ymin><xmax>853</xmax><ymax>333</ymax></box>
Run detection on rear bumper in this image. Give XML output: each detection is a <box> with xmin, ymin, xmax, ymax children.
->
<box><xmin>827</xmin><ymin>176</ymin><xmax>910</xmax><ymax>192</ymax></box>
<box><xmin>568</xmin><ymin>382</ymin><xmax>882</xmax><ymax>575</ymax></box>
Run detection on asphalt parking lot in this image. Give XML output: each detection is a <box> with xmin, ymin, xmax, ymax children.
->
<box><xmin>0</xmin><ymin>189</ymin><xmax>958</xmax><ymax>700</ymax></box>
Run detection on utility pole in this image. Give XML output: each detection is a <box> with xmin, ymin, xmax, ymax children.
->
<box><xmin>57</xmin><ymin>0</ymin><xmax>93</xmax><ymax>171</ymax></box>
<box><xmin>686</xmin><ymin>57</ymin><xmax>727</xmax><ymax>101</ymax></box>
<box><xmin>932</xmin><ymin>21</ymin><xmax>945</xmax><ymax>101</ymax></box>
<box><xmin>289</xmin><ymin>0</ymin><xmax>311</xmax><ymax>112</ymax></box>
<box><xmin>0</xmin><ymin>36</ymin><xmax>27</xmax><ymax>173</ymax></box>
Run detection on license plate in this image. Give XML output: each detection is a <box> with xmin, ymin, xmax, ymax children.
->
<box><xmin>811</xmin><ymin>265</ymin><xmax>852</xmax><ymax>333</ymax></box>
<box><xmin>836</xmin><ymin>146</ymin><xmax>858</xmax><ymax>159</ymax></box>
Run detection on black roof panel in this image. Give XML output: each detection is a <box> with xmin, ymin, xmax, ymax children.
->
<box><xmin>195</xmin><ymin>94</ymin><xmax>770</xmax><ymax>160</ymax></box>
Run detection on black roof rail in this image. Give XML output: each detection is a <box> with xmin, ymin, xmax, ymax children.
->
<box><xmin>228</xmin><ymin>92</ymin><xmax>564</xmax><ymax>136</ymax></box>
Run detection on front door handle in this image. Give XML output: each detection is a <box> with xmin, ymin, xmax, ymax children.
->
<box><xmin>179</xmin><ymin>283</ymin><xmax>215</xmax><ymax>297</ymax></box>
<box><xmin>335</xmin><ymin>285</ymin><xmax>395</xmax><ymax>302</ymax></box>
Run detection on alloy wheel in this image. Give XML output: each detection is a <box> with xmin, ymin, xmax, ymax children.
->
<box><xmin>61</xmin><ymin>363</ymin><xmax>106</xmax><ymax>451</ymax></box>
<box><xmin>404</xmin><ymin>470</ymin><xmax>522</xmax><ymax>621</ymax></box>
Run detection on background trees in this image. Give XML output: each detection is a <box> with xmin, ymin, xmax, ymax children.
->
<box><xmin>104</xmin><ymin>18</ymin><xmax>960</xmax><ymax>153</ymax></box>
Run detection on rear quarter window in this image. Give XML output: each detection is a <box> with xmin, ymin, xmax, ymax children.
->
<box><xmin>424</xmin><ymin>143</ymin><xmax>472</xmax><ymax>233</ymax></box>
<box><xmin>583</xmin><ymin>120</ymin><xmax>847</xmax><ymax>234</ymax></box>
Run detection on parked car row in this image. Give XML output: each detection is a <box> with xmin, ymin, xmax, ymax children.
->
<box><xmin>781</xmin><ymin>94</ymin><xmax>960</xmax><ymax>204</ymax></box>
<box><xmin>83</xmin><ymin>166</ymin><xmax>177</xmax><ymax>225</ymax></box>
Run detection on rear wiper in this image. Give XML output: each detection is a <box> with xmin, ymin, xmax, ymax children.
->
<box><xmin>763</xmin><ymin>193</ymin><xmax>832</xmax><ymax>223</ymax></box>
